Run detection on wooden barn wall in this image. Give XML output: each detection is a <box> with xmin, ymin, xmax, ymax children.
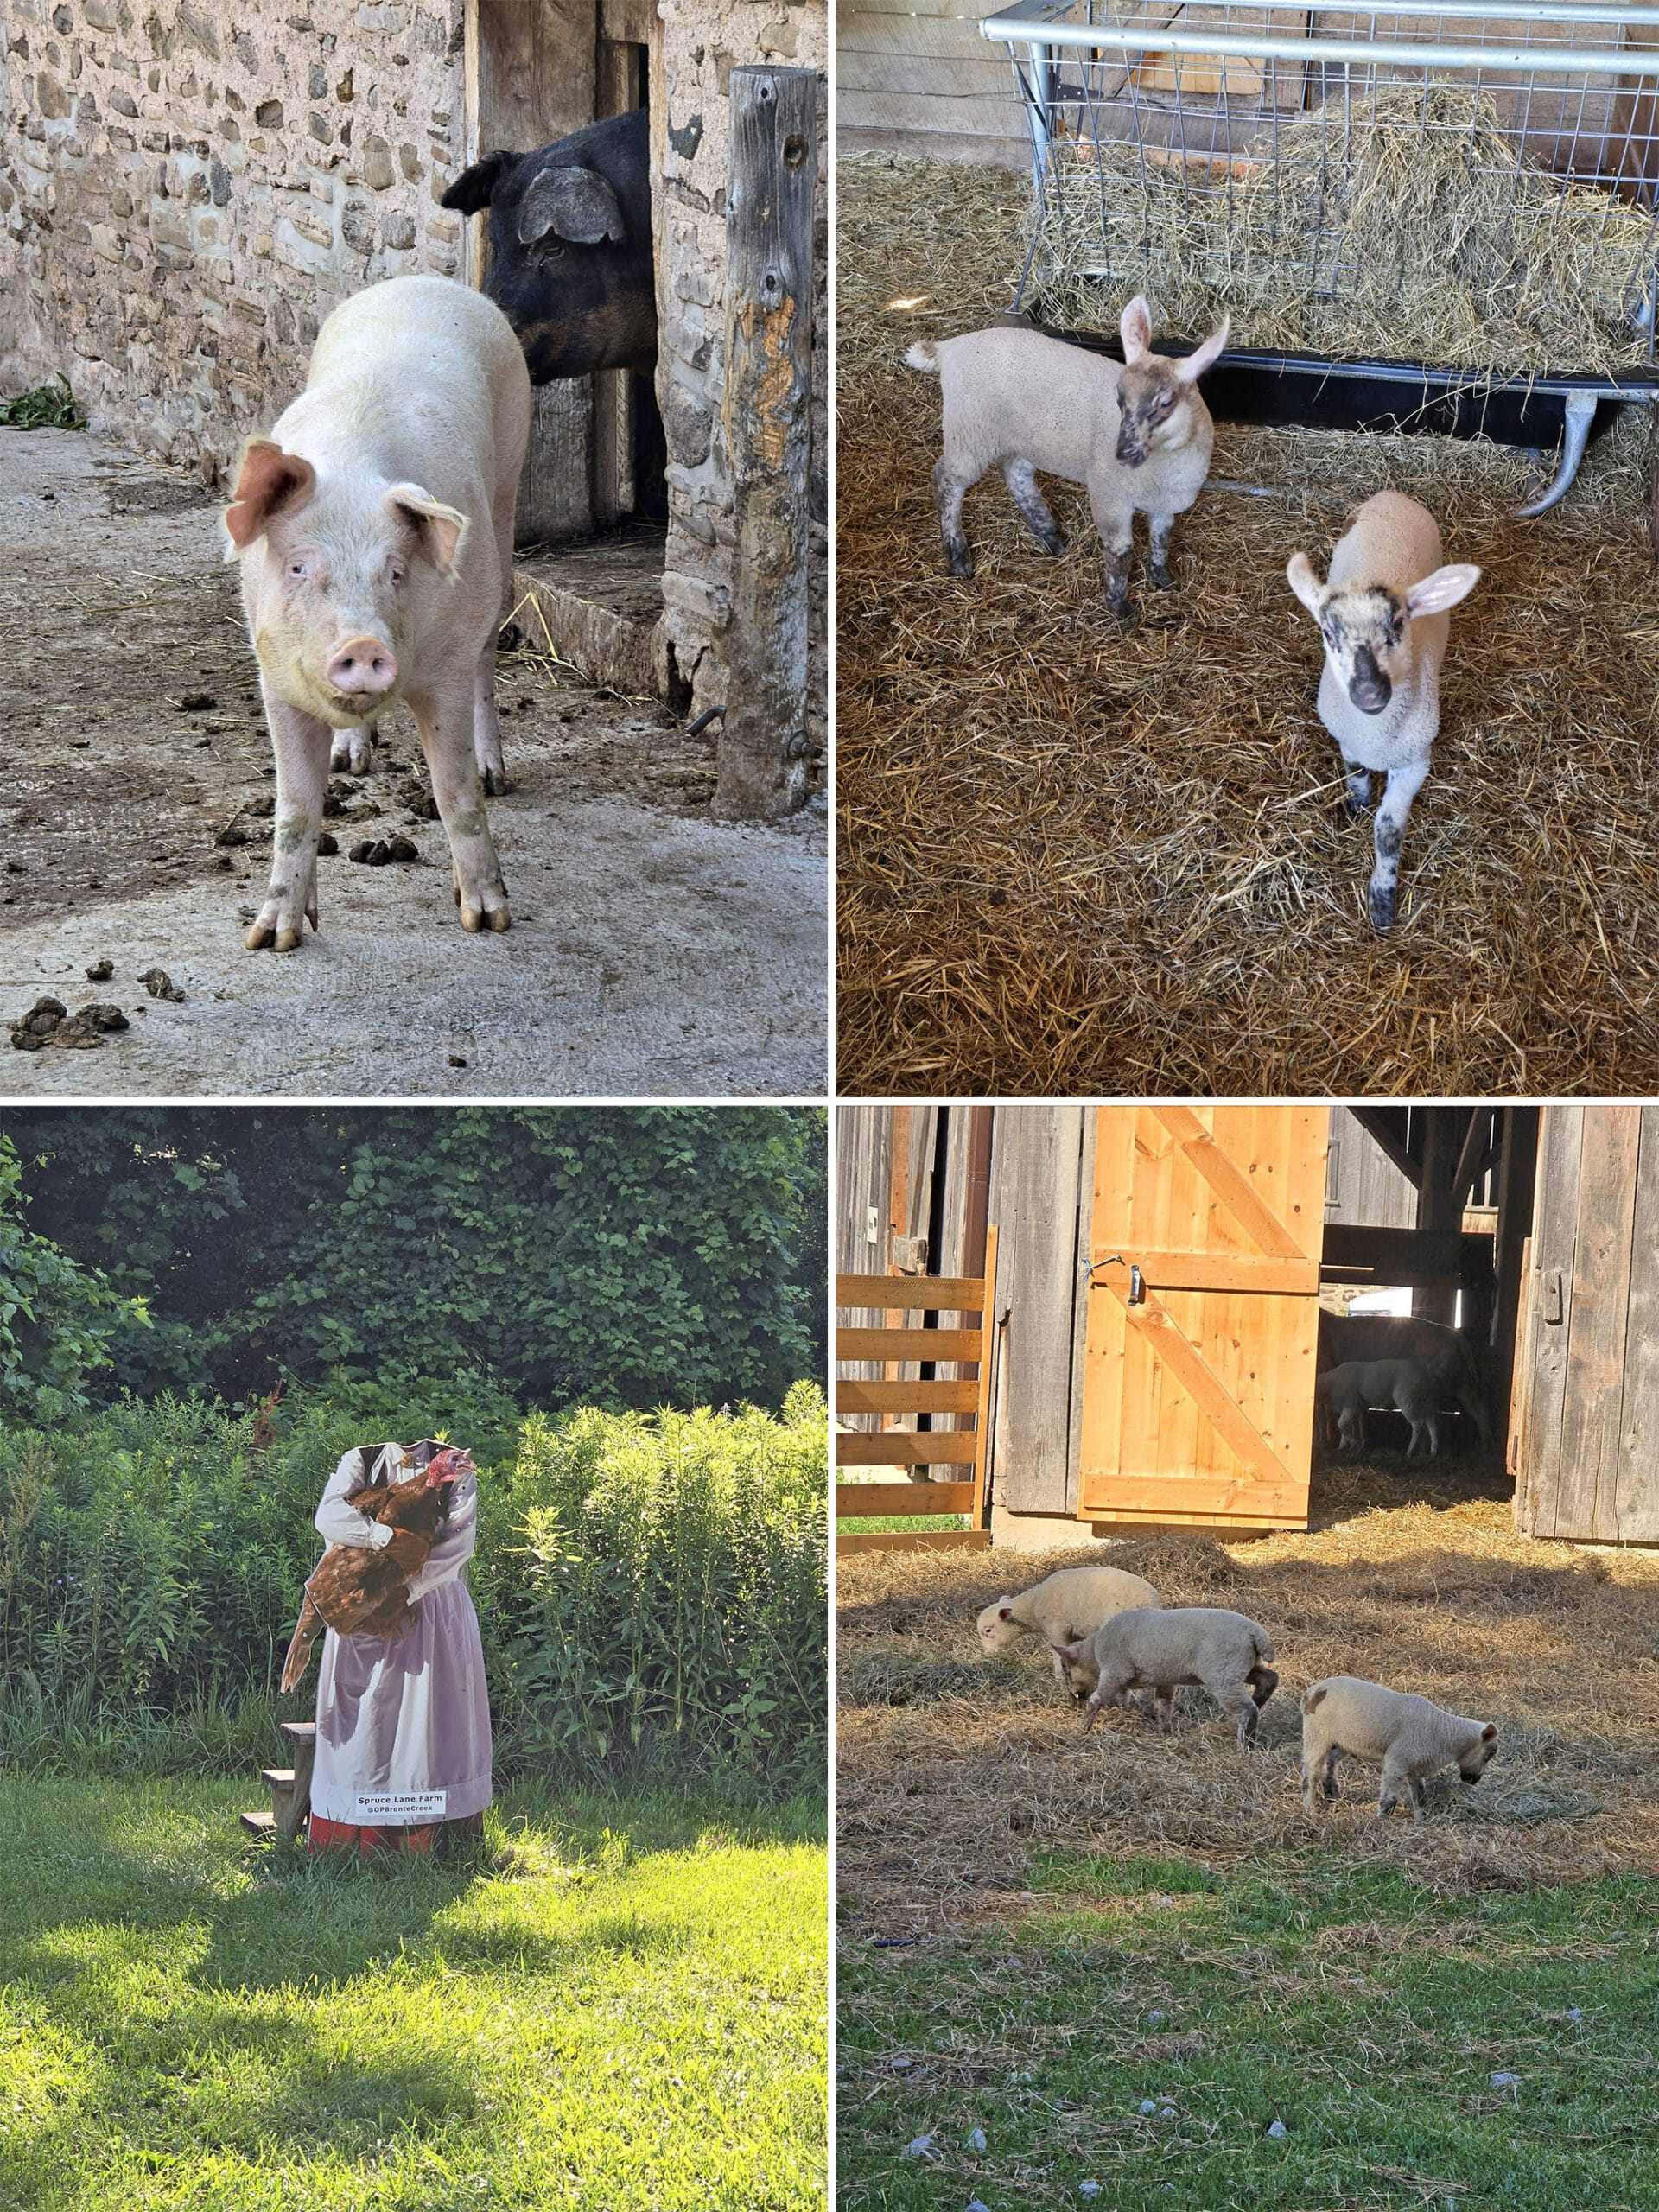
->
<box><xmin>838</xmin><ymin>0</ymin><xmax>1030</xmax><ymax>168</ymax></box>
<box><xmin>1325</xmin><ymin>1107</ymin><xmax>1418</xmax><ymax>1230</ymax></box>
<box><xmin>985</xmin><ymin>1104</ymin><xmax>1094</xmax><ymax>1517</ymax></box>
<box><xmin>1514</xmin><ymin>1103</ymin><xmax>1659</xmax><ymax>1545</ymax></box>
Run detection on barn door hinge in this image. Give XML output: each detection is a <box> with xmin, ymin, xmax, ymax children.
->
<box><xmin>1082</xmin><ymin>1253</ymin><xmax>1145</xmax><ymax>1305</ymax></box>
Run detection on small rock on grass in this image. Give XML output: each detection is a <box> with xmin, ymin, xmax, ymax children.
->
<box><xmin>1491</xmin><ymin>2071</ymin><xmax>1521</xmax><ymax>2089</ymax></box>
<box><xmin>902</xmin><ymin>2136</ymin><xmax>935</xmax><ymax>2160</ymax></box>
<box><xmin>1266</xmin><ymin>2119</ymin><xmax>1287</xmax><ymax>2139</ymax></box>
<box><xmin>965</xmin><ymin>2128</ymin><xmax>987</xmax><ymax>2153</ymax></box>
<box><xmin>137</xmin><ymin>967</ymin><xmax>185</xmax><ymax>1003</ymax></box>
<box><xmin>1079</xmin><ymin>2187</ymin><xmax>1101</xmax><ymax>2201</ymax></box>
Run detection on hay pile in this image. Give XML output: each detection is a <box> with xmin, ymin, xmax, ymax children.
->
<box><xmin>1040</xmin><ymin>84</ymin><xmax>1659</xmax><ymax>375</ymax></box>
<box><xmin>836</xmin><ymin>155</ymin><xmax>1659</xmax><ymax>1096</ymax></box>
<box><xmin>837</xmin><ymin>1474</ymin><xmax>1659</xmax><ymax>1923</ymax></box>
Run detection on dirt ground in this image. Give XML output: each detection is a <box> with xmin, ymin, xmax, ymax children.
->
<box><xmin>838</xmin><ymin>1458</ymin><xmax>1659</xmax><ymax>1925</ymax></box>
<box><xmin>0</xmin><ymin>427</ymin><xmax>826</xmax><ymax>1097</ymax></box>
<box><xmin>836</xmin><ymin>156</ymin><xmax>1659</xmax><ymax>1096</ymax></box>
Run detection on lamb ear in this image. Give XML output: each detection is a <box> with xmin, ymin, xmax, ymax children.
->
<box><xmin>223</xmin><ymin>439</ymin><xmax>316</xmax><ymax>551</ymax></box>
<box><xmin>1119</xmin><ymin>294</ymin><xmax>1153</xmax><ymax>365</ymax></box>
<box><xmin>1480</xmin><ymin>1722</ymin><xmax>1497</xmax><ymax>1741</ymax></box>
<box><xmin>386</xmin><ymin>483</ymin><xmax>469</xmax><ymax>574</ymax></box>
<box><xmin>1286</xmin><ymin>552</ymin><xmax>1324</xmax><ymax>615</ymax></box>
<box><xmin>518</xmin><ymin>162</ymin><xmax>626</xmax><ymax>247</ymax></box>
<box><xmin>997</xmin><ymin>1601</ymin><xmax>1014</xmax><ymax>1620</ymax></box>
<box><xmin>1174</xmin><ymin>314</ymin><xmax>1230</xmax><ymax>383</ymax></box>
<box><xmin>1406</xmin><ymin>563</ymin><xmax>1481</xmax><ymax>617</ymax></box>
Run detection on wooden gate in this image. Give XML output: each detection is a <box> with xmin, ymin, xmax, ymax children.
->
<box><xmin>1077</xmin><ymin>1104</ymin><xmax>1326</xmax><ymax>1531</ymax></box>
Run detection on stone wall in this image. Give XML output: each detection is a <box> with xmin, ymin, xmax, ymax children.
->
<box><xmin>0</xmin><ymin>0</ymin><xmax>466</xmax><ymax>480</ymax></box>
<box><xmin>652</xmin><ymin>4</ymin><xmax>826</xmax><ymax>738</ymax></box>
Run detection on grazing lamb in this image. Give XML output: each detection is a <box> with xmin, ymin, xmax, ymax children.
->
<box><xmin>976</xmin><ymin>1563</ymin><xmax>1160</xmax><ymax>1683</ymax></box>
<box><xmin>906</xmin><ymin>296</ymin><xmax>1229</xmax><ymax>619</ymax></box>
<box><xmin>1316</xmin><ymin>1357</ymin><xmax>1442</xmax><ymax>1458</ymax></box>
<box><xmin>1287</xmin><ymin>492</ymin><xmax>1480</xmax><ymax>930</ymax></box>
<box><xmin>1300</xmin><ymin>1675</ymin><xmax>1499</xmax><ymax>1821</ymax></box>
<box><xmin>1052</xmin><ymin>1606</ymin><xmax>1278</xmax><ymax>1747</ymax></box>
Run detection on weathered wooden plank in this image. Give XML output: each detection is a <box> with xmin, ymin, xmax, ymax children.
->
<box><xmin>1613</xmin><ymin>1106</ymin><xmax>1659</xmax><ymax>1541</ymax></box>
<box><xmin>837</xmin><ymin>87</ymin><xmax>1028</xmax><ymax>138</ymax></box>
<box><xmin>841</xmin><ymin>126</ymin><xmax>1033</xmax><ymax>171</ymax></box>
<box><xmin>838</xmin><ymin>1379</ymin><xmax>981</xmax><ymax>1414</ymax></box>
<box><xmin>1554</xmin><ymin>1105</ymin><xmax>1640</xmax><ymax>1541</ymax></box>
<box><xmin>838</xmin><ymin>1274</ymin><xmax>987</xmax><ymax>1310</ymax></box>
<box><xmin>718</xmin><ymin>67</ymin><xmax>817</xmax><ymax>819</ymax></box>
<box><xmin>838</xmin><ymin>49</ymin><xmax>1017</xmax><ymax>98</ymax></box>
<box><xmin>836</xmin><ymin>1105</ymin><xmax>895</xmax><ymax>1432</ymax></box>
<box><xmin>836</xmin><ymin>1433</ymin><xmax>979</xmax><ymax>1465</ymax></box>
<box><xmin>1090</xmin><ymin>1510</ymin><xmax>1306</xmax><ymax>1532</ymax></box>
<box><xmin>836</xmin><ymin>1480</ymin><xmax>977</xmax><ymax>1516</ymax></box>
<box><xmin>988</xmin><ymin>1105</ymin><xmax>1087</xmax><ymax>1515</ymax></box>
<box><xmin>969</xmin><ymin>1224</ymin><xmax>999</xmax><ymax>1527</ymax></box>
<box><xmin>837</xmin><ymin>1529</ymin><xmax>992</xmax><ymax>1554</ymax></box>
<box><xmin>840</xmin><ymin>13</ymin><xmax>1024</xmax><ymax>67</ymax></box>
<box><xmin>1515</xmin><ymin>1106</ymin><xmax>1582</xmax><ymax>1536</ymax></box>
<box><xmin>1491</xmin><ymin>1106</ymin><xmax>1540</xmax><ymax>1465</ymax></box>
<box><xmin>600</xmin><ymin>0</ymin><xmax>655</xmax><ymax>43</ymax></box>
<box><xmin>837</xmin><ymin>1327</ymin><xmax>983</xmax><ymax>1362</ymax></box>
<box><xmin>1127</xmin><ymin>1251</ymin><xmax>1319</xmax><ymax>1294</ymax></box>
<box><xmin>1064</xmin><ymin>1106</ymin><xmax>1097</xmax><ymax>1517</ymax></box>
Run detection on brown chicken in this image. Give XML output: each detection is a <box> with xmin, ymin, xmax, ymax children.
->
<box><xmin>281</xmin><ymin>1443</ymin><xmax>474</xmax><ymax>1693</ymax></box>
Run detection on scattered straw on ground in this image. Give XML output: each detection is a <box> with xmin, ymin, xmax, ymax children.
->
<box><xmin>836</xmin><ymin>156</ymin><xmax>1659</xmax><ymax>1096</ymax></box>
<box><xmin>837</xmin><ymin>1465</ymin><xmax>1659</xmax><ymax>1922</ymax></box>
<box><xmin>1041</xmin><ymin>85</ymin><xmax>1659</xmax><ymax>378</ymax></box>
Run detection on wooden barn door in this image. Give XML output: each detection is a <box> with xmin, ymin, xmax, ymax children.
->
<box><xmin>1077</xmin><ymin>1104</ymin><xmax>1326</xmax><ymax>1532</ymax></box>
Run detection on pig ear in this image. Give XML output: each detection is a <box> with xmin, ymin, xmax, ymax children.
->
<box><xmin>1119</xmin><ymin>294</ymin><xmax>1153</xmax><ymax>365</ymax></box>
<box><xmin>518</xmin><ymin>162</ymin><xmax>626</xmax><ymax>248</ymax></box>
<box><xmin>1175</xmin><ymin>314</ymin><xmax>1230</xmax><ymax>383</ymax></box>
<box><xmin>1286</xmin><ymin>552</ymin><xmax>1324</xmax><ymax>614</ymax></box>
<box><xmin>440</xmin><ymin>149</ymin><xmax>516</xmax><ymax>216</ymax></box>
<box><xmin>223</xmin><ymin>440</ymin><xmax>316</xmax><ymax>551</ymax></box>
<box><xmin>387</xmin><ymin>484</ymin><xmax>469</xmax><ymax>575</ymax></box>
<box><xmin>1405</xmin><ymin>563</ymin><xmax>1481</xmax><ymax>617</ymax></box>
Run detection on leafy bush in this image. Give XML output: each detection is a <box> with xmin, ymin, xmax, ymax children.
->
<box><xmin>0</xmin><ymin>1136</ymin><xmax>149</xmax><ymax>1421</ymax></box>
<box><xmin>0</xmin><ymin>1379</ymin><xmax>827</xmax><ymax>1784</ymax></box>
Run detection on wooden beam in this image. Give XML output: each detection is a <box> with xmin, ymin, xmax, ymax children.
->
<box><xmin>837</xmin><ymin>1327</ymin><xmax>982</xmax><ymax>1362</ymax></box>
<box><xmin>716</xmin><ymin>67</ymin><xmax>817</xmax><ymax>819</ymax></box>
<box><xmin>1450</xmin><ymin>1107</ymin><xmax>1495</xmax><ymax>1211</ymax></box>
<box><xmin>836</xmin><ymin>1481</ymin><xmax>976</xmax><ymax>1516</ymax></box>
<box><xmin>1351</xmin><ymin>1107</ymin><xmax>1421</xmax><ymax>1186</ymax></box>
<box><xmin>1149</xmin><ymin>1105</ymin><xmax>1308</xmax><ymax>1259</ymax></box>
<box><xmin>837</xmin><ymin>1379</ymin><xmax>981</xmax><ymax>1415</ymax></box>
<box><xmin>1320</xmin><ymin>1224</ymin><xmax>1494</xmax><ymax>1283</ymax></box>
<box><xmin>836</xmin><ymin>1433</ymin><xmax>979</xmax><ymax>1465</ymax></box>
<box><xmin>838</xmin><ymin>1274</ymin><xmax>986</xmax><ymax>1310</ymax></box>
<box><xmin>1090</xmin><ymin>1511</ymin><xmax>1306</xmax><ymax>1533</ymax></box>
<box><xmin>970</xmin><ymin>1224</ymin><xmax>999</xmax><ymax>1529</ymax></box>
<box><xmin>1121</xmin><ymin>1250</ymin><xmax>1319</xmax><ymax>1295</ymax></box>
<box><xmin>837</xmin><ymin>1529</ymin><xmax>993</xmax><ymax>1554</ymax></box>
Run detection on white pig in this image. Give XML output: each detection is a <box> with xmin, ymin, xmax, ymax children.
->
<box><xmin>222</xmin><ymin>273</ymin><xmax>531</xmax><ymax>950</ymax></box>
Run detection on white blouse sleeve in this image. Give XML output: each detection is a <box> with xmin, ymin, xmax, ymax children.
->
<box><xmin>315</xmin><ymin>1447</ymin><xmax>395</xmax><ymax>1550</ymax></box>
<box><xmin>405</xmin><ymin>1467</ymin><xmax>479</xmax><ymax>1603</ymax></box>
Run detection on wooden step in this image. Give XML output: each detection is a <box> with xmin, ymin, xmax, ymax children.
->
<box><xmin>261</xmin><ymin>1767</ymin><xmax>296</xmax><ymax>1789</ymax></box>
<box><xmin>240</xmin><ymin>1808</ymin><xmax>276</xmax><ymax>1837</ymax></box>
<box><xmin>278</xmin><ymin>1719</ymin><xmax>317</xmax><ymax>1745</ymax></box>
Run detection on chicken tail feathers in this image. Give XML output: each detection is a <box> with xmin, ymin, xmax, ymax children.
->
<box><xmin>280</xmin><ymin>1591</ymin><xmax>324</xmax><ymax>1694</ymax></box>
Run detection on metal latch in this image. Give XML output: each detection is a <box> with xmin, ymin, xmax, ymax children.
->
<box><xmin>1081</xmin><ymin>1254</ymin><xmax>1145</xmax><ymax>1305</ymax></box>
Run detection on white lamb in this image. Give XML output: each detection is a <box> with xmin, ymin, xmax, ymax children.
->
<box><xmin>976</xmin><ymin>1563</ymin><xmax>1160</xmax><ymax>1683</ymax></box>
<box><xmin>1052</xmin><ymin>1605</ymin><xmax>1279</xmax><ymax>1747</ymax></box>
<box><xmin>1300</xmin><ymin>1675</ymin><xmax>1499</xmax><ymax>1821</ymax></box>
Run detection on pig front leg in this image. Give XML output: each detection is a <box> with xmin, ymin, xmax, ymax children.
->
<box><xmin>1369</xmin><ymin>755</ymin><xmax>1430</xmax><ymax>931</ymax></box>
<box><xmin>473</xmin><ymin>630</ymin><xmax>507</xmax><ymax>798</ymax></box>
<box><xmin>246</xmin><ymin>691</ymin><xmax>331</xmax><ymax>953</ymax></box>
<box><xmin>410</xmin><ymin>679</ymin><xmax>511</xmax><ymax>933</ymax></box>
<box><xmin>330</xmin><ymin>720</ymin><xmax>377</xmax><ymax>775</ymax></box>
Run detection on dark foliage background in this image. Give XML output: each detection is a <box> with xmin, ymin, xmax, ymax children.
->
<box><xmin>0</xmin><ymin>1105</ymin><xmax>826</xmax><ymax>1412</ymax></box>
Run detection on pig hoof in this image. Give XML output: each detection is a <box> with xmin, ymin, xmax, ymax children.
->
<box><xmin>487</xmin><ymin>907</ymin><xmax>510</xmax><ymax>933</ymax></box>
<box><xmin>275</xmin><ymin>926</ymin><xmax>302</xmax><ymax>954</ymax></box>
<box><xmin>245</xmin><ymin>922</ymin><xmax>275</xmax><ymax>951</ymax></box>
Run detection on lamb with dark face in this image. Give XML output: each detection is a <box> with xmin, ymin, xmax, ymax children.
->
<box><xmin>441</xmin><ymin>109</ymin><xmax>657</xmax><ymax>385</ymax></box>
<box><xmin>1287</xmin><ymin>492</ymin><xmax>1480</xmax><ymax>931</ymax></box>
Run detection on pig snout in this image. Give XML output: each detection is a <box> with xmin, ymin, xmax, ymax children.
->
<box><xmin>327</xmin><ymin>635</ymin><xmax>398</xmax><ymax>699</ymax></box>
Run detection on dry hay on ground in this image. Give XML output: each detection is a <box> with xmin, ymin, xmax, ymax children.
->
<box><xmin>836</xmin><ymin>156</ymin><xmax>1659</xmax><ymax>1096</ymax></box>
<box><xmin>1041</xmin><ymin>85</ymin><xmax>1659</xmax><ymax>378</ymax></box>
<box><xmin>836</xmin><ymin>1470</ymin><xmax>1659</xmax><ymax>1924</ymax></box>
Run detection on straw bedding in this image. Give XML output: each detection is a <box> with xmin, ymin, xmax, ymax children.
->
<box><xmin>836</xmin><ymin>156</ymin><xmax>1659</xmax><ymax>1096</ymax></box>
<box><xmin>837</xmin><ymin>1471</ymin><xmax>1659</xmax><ymax>1923</ymax></box>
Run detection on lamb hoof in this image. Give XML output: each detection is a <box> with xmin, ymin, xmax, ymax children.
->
<box><xmin>482</xmin><ymin>767</ymin><xmax>507</xmax><ymax>798</ymax></box>
<box><xmin>946</xmin><ymin>551</ymin><xmax>974</xmax><ymax>580</ymax></box>
<box><xmin>1368</xmin><ymin>884</ymin><xmax>1396</xmax><ymax>931</ymax></box>
<box><xmin>1149</xmin><ymin>561</ymin><xmax>1176</xmax><ymax>591</ymax></box>
<box><xmin>1039</xmin><ymin>531</ymin><xmax>1066</xmax><ymax>557</ymax></box>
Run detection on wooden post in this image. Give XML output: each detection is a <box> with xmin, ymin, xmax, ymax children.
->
<box><xmin>718</xmin><ymin>67</ymin><xmax>817</xmax><ymax>819</ymax></box>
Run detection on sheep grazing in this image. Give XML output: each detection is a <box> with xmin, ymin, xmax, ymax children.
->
<box><xmin>1052</xmin><ymin>1606</ymin><xmax>1278</xmax><ymax>1748</ymax></box>
<box><xmin>1287</xmin><ymin>491</ymin><xmax>1481</xmax><ymax>930</ymax></box>
<box><xmin>1301</xmin><ymin>1675</ymin><xmax>1499</xmax><ymax>1821</ymax></box>
<box><xmin>1316</xmin><ymin>1357</ymin><xmax>1442</xmax><ymax>1457</ymax></box>
<box><xmin>906</xmin><ymin>296</ymin><xmax>1229</xmax><ymax>620</ymax></box>
<box><xmin>1319</xmin><ymin>1312</ymin><xmax>1490</xmax><ymax>1448</ymax></box>
<box><xmin>976</xmin><ymin>1563</ymin><xmax>1160</xmax><ymax>1683</ymax></box>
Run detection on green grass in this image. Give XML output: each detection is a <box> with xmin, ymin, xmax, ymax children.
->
<box><xmin>0</xmin><ymin>374</ymin><xmax>84</xmax><ymax>429</ymax></box>
<box><xmin>0</xmin><ymin>1776</ymin><xmax>827</xmax><ymax>2211</ymax></box>
<box><xmin>838</xmin><ymin>1854</ymin><xmax>1659</xmax><ymax>2211</ymax></box>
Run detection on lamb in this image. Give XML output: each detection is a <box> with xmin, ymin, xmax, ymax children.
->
<box><xmin>906</xmin><ymin>296</ymin><xmax>1229</xmax><ymax>620</ymax></box>
<box><xmin>1051</xmin><ymin>1606</ymin><xmax>1279</xmax><ymax>1747</ymax></box>
<box><xmin>1300</xmin><ymin>1675</ymin><xmax>1499</xmax><ymax>1821</ymax></box>
<box><xmin>1315</xmin><ymin>1357</ymin><xmax>1442</xmax><ymax>1457</ymax></box>
<box><xmin>976</xmin><ymin>1563</ymin><xmax>1160</xmax><ymax>1683</ymax></box>
<box><xmin>1319</xmin><ymin>1312</ymin><xmax>1490</xmax><ymax>1449</ymax></box>
<box><xmin>1287</xmin><ymin>492</ymin><xmax>1480</xmax><ymax>930</ymax></box>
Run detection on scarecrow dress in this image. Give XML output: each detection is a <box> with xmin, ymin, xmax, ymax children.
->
<box><xmin>307</xmin><ymin>1440</ymin><xmax>493</xmax><ymax>1853</ymax></box>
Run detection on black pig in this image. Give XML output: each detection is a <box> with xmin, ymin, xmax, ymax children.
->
<box><xmin>441</xmin><ymin>108</ymin><xmax>657</xmax><ymax>384</ymax></box>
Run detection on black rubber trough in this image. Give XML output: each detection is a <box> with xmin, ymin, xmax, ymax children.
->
<box><xmin>1035</xmin><ymin>322</ymin><xmax>1659</xmax><ymax>515</ymax></box>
